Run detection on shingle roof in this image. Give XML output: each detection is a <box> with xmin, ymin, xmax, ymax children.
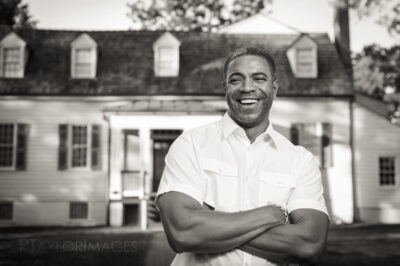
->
<box><xmin>0</xmin><ymin>26</ymin><xmax>352</xmax><ymax>96</ymax></box>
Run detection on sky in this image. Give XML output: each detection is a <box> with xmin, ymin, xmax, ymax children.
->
<box><xmin>25</xmin><ymin>0</ymin><xmax>399</xmax><ymax>52</ymax></box>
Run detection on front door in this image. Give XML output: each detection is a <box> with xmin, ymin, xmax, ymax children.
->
<box><xmin>151</xmin><ymin>129</ymin><xmax>182</xmax><ymax>194</ymax></box>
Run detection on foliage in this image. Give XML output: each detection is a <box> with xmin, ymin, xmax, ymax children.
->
<box><xmin>0</xmin><ymin>0</ymin><xmax>37</xmax><ymax>28</ymax></box>
<box><xmin>349</xmin><ymin>0</ymin><xmax>399</xmax><ymax>35</ymax></box>
<box><xmin>127</xmin><ymin>0</ymin><xmax>271</xmax><ymax>32</ymax></box>
<box><xmin>353</xmin><ymin>44</ymin><xmax>400</xmax><ymax>102</ymax></box>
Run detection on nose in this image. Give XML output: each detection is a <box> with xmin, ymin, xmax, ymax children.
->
<box><xmin>241</xmin><ymin>79</ymin><xmax>255</xmax><ymax>92</ymax></box>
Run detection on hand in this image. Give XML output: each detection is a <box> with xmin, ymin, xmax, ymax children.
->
<box><xmin>261</xmin><ymin>205</ymin><xmax>286</xmax><ymax>225</ymax></box>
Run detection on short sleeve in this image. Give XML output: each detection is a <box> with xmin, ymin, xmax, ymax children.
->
<box><xmin>287</xmin><ymin>149</ymin><xmax>329</xmax><ymax>216</ymax></box>
<box><xmin>156</xmin><ymin>132</ymin><xmax>207</xmax><ymax>206</ymax></box>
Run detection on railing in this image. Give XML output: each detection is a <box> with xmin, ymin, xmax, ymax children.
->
<box><xmin>121</xmin><ymin>170</ymin><xmax>146</xmax><ymax>198</ymax></box>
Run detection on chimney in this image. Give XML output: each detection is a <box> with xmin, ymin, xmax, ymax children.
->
<box><xmin>333</xmin><ymin>0</ymin><xmax>352</xmax><ymax>71</ymax></box>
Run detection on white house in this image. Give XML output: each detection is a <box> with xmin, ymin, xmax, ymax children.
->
<box><xmin>0</xmin><ymin>10</ymin><xmax>397</xmax><ymax>228</ymax></box>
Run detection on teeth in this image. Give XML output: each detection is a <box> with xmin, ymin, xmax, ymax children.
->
<box><xmin>240</xmin><ymin>99</ymin><xmax>258</xmax><ymax>104</ymax></box>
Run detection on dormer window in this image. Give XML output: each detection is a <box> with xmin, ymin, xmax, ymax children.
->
<box><xmin>286</xmin><ymin>34</ymin><xmax>317</xmax><ymax>79</ymax></box>
<box><xmin>153</xmin><ymin>32</ymin><xmax>180</xmax><ymax>77</ymax></box>
<box><xmin>71</xmin><ymin>33</ymin><xmax>97</xmax><ymax>79</ymax></box>
<box><xmin>0</xmin><ymin>32</ymin><xmax>27</xmax><ymax>78</ymax></box>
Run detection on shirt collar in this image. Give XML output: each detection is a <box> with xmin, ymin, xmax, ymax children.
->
<box><xmin>221</xmin><ymin>112</ymin><xmax>279</xmax><ymax>146</ymax></box>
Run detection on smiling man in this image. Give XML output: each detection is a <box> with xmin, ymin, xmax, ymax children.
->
<box><xmin>156</xmin><ymin>47</ymin><xmax>329</xmax><ymax>266</ymax></box>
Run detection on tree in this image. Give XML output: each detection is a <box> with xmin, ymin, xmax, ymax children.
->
<box><xmin>349</xmin><ymin>0</ymin><xmax>399</xmax><ymax>35</ymax></box>
<box><xmin>353</xmin><ymin>44</ymin><xmax>400</xmax><ymax>100</ymax></box>
<box><xmin>0</xmin><ymin>0</ymin><xmax>37</xmax><ymax>28</ymax></box>
<box><xmin>127</xmin><ymin>0</ymin><xmax>271</xmax><ymax>32</ymax></box>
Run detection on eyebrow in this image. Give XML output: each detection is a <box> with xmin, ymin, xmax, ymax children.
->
<box><xmin>251</xmin><ymin>72</ymin><xmax>269</xmax><ymax>77</ymax></box>
<box><xmin>228</xmin><ymin>72</ymin><xmax>244</xmax><ymax>79</ymax></box>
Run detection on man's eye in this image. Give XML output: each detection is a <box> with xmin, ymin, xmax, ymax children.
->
<box><xmin>254</xmin><ymin>77</ymin><xmax>267</xmax><ymax>82</ymax></box>
<box><xmin>229</xmin><ymin>79</ymin><xmax>242</xmax><ymax>84</ymax></box>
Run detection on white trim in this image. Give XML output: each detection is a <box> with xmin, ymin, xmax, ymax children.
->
<box><xmin>0</xmin><ymin>32</ymin><xmax>27</xmax><ymax>78</ymax></box>
<box><xmin>153</xmin><ymin>32</ymin><xmax>181</xmax><ymax>77</ymax></box>
<box><xmin>70</xmin><ymin>33</ymin><xmax>97</xmax><ymax>79</ymax></box>
<box><xmin>286</xmin><ymin>35</ymin><xmax>318</xmax><ymax>79</ymax></box>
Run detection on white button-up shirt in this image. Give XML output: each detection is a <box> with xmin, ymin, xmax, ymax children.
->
<box><xmin>157</xmin><ymin>113</ymin><xmax>328</xmax><ymax>266</ymax></box>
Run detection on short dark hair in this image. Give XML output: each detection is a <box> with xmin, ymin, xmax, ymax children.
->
<box><xmin>222</xmin><ymin>47</ymin><xmax>276</xmax><ymax>85</ymax></box>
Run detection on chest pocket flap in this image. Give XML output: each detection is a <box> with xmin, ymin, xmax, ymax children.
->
<box><xmin>201</xmin><ymin>158</ymin><xmax>238</xmax><ymax>209</ymax></box>
<box><xmin>201</xmin><ymin>158</ymin><xmax>238</xmax><ymax>177</ymax></box>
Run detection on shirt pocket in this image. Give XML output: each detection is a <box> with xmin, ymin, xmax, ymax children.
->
<box><xmin>201</xmin><ymin>158</ymin><xmax>238</xmax><ymax>210</ymax></box>
<box><xmin>259</xmin><ymin>172</ymin><xmax>297</xmax><ymax>207</ymax></box>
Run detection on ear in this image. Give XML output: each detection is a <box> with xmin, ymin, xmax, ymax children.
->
<box><xmin>272</xmin><ymin>80</ymin><xmax>279</xmax><ymax>99</ymax></box>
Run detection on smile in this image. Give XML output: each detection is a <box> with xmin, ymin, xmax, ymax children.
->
<box><xmin>237</xmin><ymin>99</ymin><xmax>259</xmax><ymax>105</ymax></box>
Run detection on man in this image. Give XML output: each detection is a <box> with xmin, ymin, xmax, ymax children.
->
<box><xmin>156</xmin><ymin>47</ymin><xmax>329</xmax><ymax>266</ymax></box>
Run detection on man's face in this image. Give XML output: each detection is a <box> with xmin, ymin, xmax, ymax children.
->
<box><xmin>225</xmin><ymin>54</ymin><xmax>278</xmax><ymax>128</ymax></box>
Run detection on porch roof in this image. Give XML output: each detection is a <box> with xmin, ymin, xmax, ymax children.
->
<box><xmin>104</xmin><ymin>99</ymin><xmax>227</xmax><ymax>114</ymax></box>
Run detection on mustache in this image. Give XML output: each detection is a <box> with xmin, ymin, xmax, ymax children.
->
<box><xmin>231</xmin><ymin>91</ymin><xmax>267</xmax><ymax>99</ymax></box>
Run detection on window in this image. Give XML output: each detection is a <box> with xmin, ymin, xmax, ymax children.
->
<box><xmin>296</xmin><ymin>47</ymin><xmax>314</xmax><ymax>77</ymax></box>
<box><xmin>379</xmin><ymin>157</ymin><xmax>396</xmax><ymax>186</ymax></box>
<box><xmin>290</xmin><ymin>123</ymin><xmax>333</xmax><ymax>168</ymax></box>
<box><xmin>156</xmin><ymin>46</ymin><xmax>179</xmax><ymax>77</ymax></box>
<box><xmin>0</xmin><ymin>123</ymin><xmax>28</xmax><ymax>170</ymax></box>
<box><xmin>0</xmin><ymin>202</ymin><xmax>13</xmax><ymax>220</ymax></box>
<box><xmin>73</xmin><ymin>49</ymin><xmax>92</xmax><ymax>78</ymax></box>
<box><xmin>71</xmin><ymin>125</ymin><xmax>88</xmax><ymax>167</ymax></box>
<box><xmin>153</xmin><ymin>32</ymin><xmax>181</xmax><ymax>77</ymax></box>
<box><xmin>69</xmin><ymin>202</ymin><xmax>88</xmax><ymax>219</ymax></box>
<box><xmin>3</xmin><ymin>47</ymin><xmax>21</xmax><ymax>78</ymax></box>
<box><xmin>70</xmin><ymin>33</ymin><xmax>97</xmax><ymax>79</ymax></box>
<box><xmin>58</xmin><ymin>124</ymin><xmax>101</xmax><ymax>170</ymax></box>
<box><xmin>0</xmin><ymin>32</ymin><xmax>27</xmax><ymax>78</ymax></box>
<box><xmin>286</xmin><ymin>34</ymin><xmax>317</xmax><ymax>78</ymax></box>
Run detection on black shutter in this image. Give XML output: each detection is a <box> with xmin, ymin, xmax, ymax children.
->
<box><xmin>16</xmin><ymin>124</ymin><xmax>29</xmax><ymax>170</ymax></box>
<box><xmin>91</xmin><ymin>124</ymin><xmax>101</xmax><ymax>170</ymax></box>
<box><xmin>321</xmin><ymin>123</ymin><xmax>333</xmax><ymax>168</ymax></box>
<box><xmin>290</xmin><ymin>124</ymin><xmax>300</xmax><ymax>145</ymax></box>
<box><xmin>58</xmin><ymin>124</ymin><xmax>68</xmax><ymax>170</ymax></box>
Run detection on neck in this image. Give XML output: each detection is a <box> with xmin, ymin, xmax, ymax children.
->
<box><xmin>243</xmin><ymin>120</ymin><xmax>269</xmax><ymax>143</ymax></box>
<box><xmin>227</xmin><ymin>112</ymin><xmax>270</xmax><ymax>143</ymax></box>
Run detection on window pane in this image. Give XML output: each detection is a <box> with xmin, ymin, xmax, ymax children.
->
<box><xmin>0</xmin><ymin>147</ymin><xmax>13</xmax><ymax>167</ymax></box>
<box><xmin>296</xmin><ymin>47</ymin><xmax>314</xmax><ymax>76</ymax></box>
<box><xmin>71</xmin><ymin>126</ymin><xmax>87</xmax><ymax>167</ymax></box>
<box><xmin>75</xmin><ymin>64</ymin><xmax>91</xmax><ymax>77</ymax></box>
<box><xmin>74</xmin><ymin>49</ymin><xmax>93</xmax><ymax>77</ymax></box>
<box><xmin>75</xmin><ymin>49</ymin><xmax>91</xmax><ymax>63</ymax></box>
<box><xmin>379</xmin><ymin>157</ymin><xmax>396</xmax><ymax>186</ymax></box>
<box><xmin>3</xmin><ymin>48</ymin><xmax>21</xmax><ymax>77</ymax></box>
<box><xmin>158</xmin><ymin>46</ymin><xmax>178</xmax><ymax>76</ymax></box>
<box><xmin>4</xmin><ymin>48</ymin><xmax>20</xmax><ymax>62</ymax></box>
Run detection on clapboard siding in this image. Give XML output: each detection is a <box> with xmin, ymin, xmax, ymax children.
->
<box><xmin>0</xmin><ymin>99</ymin><xmax>128</xmax><ymax>203</ymax></box>
<box><xmin>354</xmin><ymin>103</ymin><xmax>400</xmax><ymax>212</ymax></box>
<box><xmin>272</xmin><ymin>98</ymin><xmax>353</xmax><ymax>222</ymax></box>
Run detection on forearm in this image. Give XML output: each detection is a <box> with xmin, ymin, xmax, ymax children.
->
<box><xmin>166</xmin><ymin>206</ymin><xmax>283</xmax><ymax>253</ymax></box>
<box><xmin>239</xmin><ymin>210</ymin><xmax>329</xmax><ymax>263</ymax></box>
<box><xmin>157</xmin><ymin>192</ymin><xmax>284</xmax><ymax>253</ymax></box>
<box><xmin>240</xmin><ymin>224</ymin><xmax>317</xmax><ymax>263</ymax></box>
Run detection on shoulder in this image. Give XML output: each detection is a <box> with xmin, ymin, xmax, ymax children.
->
<box><xmin>272</xmin><ymin>130</ymin><xmax>316</xmax><ymax>165</ymax></box>
<box><xmin>170</xmin><ymin>119</ymin><xmax>221</xmax><ymax>151</ymax></box>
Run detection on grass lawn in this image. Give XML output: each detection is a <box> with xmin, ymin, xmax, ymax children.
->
<box><xmin>0</xmin><ymin>224</ymin><xmax>399</xmax><ymax>266</ymax></box>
